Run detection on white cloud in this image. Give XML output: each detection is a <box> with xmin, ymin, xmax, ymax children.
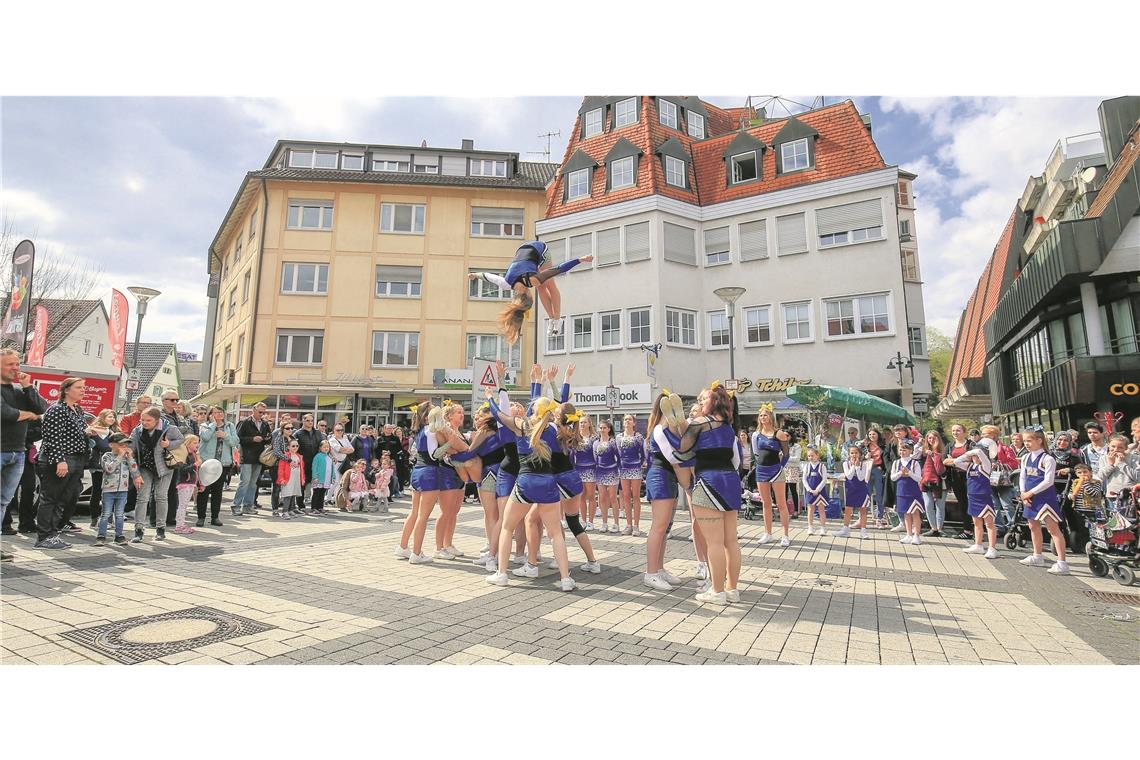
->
<box><xmin>1</xmin><ymin>188</ymin><xmax>63</xmax><ymax>233</ymax></box>
<box><xmin>232</xmin><ymin>97</ymin><xmax>388</xmax><ymax>140</ymax></box>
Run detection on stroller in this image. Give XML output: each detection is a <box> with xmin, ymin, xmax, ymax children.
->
<box><xmin>1087</xmin><ymin>490</ymin><xmax>1139</xmax><ymax>586</ymax></box>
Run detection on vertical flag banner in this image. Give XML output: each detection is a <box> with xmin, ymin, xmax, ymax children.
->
<box><xmin>27</xmin><ymin>305</ymin><xmax>49</xmax><ymax>366</ymax></box>
<box><xmin>2</xmin><ymin>240</ymin><xmax>36</xmax><ymax>343</ymax></box>
<box><xmin>108</xmin><ymin>288</ymin><xmax>129</xmax><ymax>370</ymax></box>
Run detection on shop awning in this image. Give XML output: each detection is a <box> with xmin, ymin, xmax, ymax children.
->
<box><xmin>785</xmin><ymin>384</ymin><xmax>916</xmax><ymax>426</ymax></box>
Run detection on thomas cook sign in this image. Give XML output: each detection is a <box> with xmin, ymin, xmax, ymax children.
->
<box><xmin>571</xmin><ymin>384</ymin><xmax>651</xmax><ymax>409</ymax></box>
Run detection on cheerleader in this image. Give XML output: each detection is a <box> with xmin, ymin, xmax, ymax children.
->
<box><xmin>643</xmin><ymin>390</ymin><xmax>689</xmax><ymax>591</ymax></box>
<box><xmin>686</xmin><ymin>397</ymin><xmax>709</xmax><ymax>581</ymax></box>
<box><xmin>468</xmin><ymin>240</ymin><xmax>594</xmax><ymax>344</ymax></box>
<box><xmin>617</xmin><ymin>414</ymin><xmax>646</xmax><ymax>536</ymax></box>
<box><xmin>890</xmin><ymin>438</ymin><xmax>925</xmax><ymax>545</ymax></box>
<box><xmin>484</xmin><ymin>390</ymin><xmax>576</xmax><ymax>591</ymax></box>
<box><xmin>945</xmin><ymin>438</ymin><xmax>1001</xmax><ymax>559</ymax></box>
<box><xmin>396</xmin><ymin>402</ymin><xmax>440</xmax><ymax>564</ymax></box>
<box><xmin>467</xmin><ymin>399</ymin><xmax>507</xmax><ymax>564</ymax></box>
<box><xmin>800</xmin><ymin>445</ymin><xmax>829</xmax><ymax>535</ymax></box>
<box><xmin>549</xmin><ymin>401</ymin><xmax>602</xmax><ymax>575</ymax></box>
<box><xmin>427</xmin><ymin>402</ymin><xmax>473</xmax><ymax>560</ymax></box>
<box><xmin>593</xmin><ymin>421</ymin><xmax>621</xmax><ymax>533</ymax></box>
<box><xmin>832</xmin><ymin>445</ymin><xmax>871</xmax><ymax>538</ymax></box>
<box><xmin>751</xmin><ymin>404</ymin><xmax>792</xmax><ymax>547</ymax></box>
<box><xmin>573</xmin><ymin>416</ymin><xmax>598</xmax><ymax>530</ymax></box>
<box><xmin>1016</xmin><ymin>427</ymin><xmax>1069</xmax><ymax>574</ymax></box>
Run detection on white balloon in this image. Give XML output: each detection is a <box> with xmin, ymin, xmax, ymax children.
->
<box><xmin>199</xmin><ymin>458</ymin><xmax>224</xmax><ymax>487</ymax></box>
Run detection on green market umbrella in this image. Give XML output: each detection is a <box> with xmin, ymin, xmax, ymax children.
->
<box><xmin>785</xmin><ymin>384</ymin><xmax>915</xmax><ymax>427</ymax></box>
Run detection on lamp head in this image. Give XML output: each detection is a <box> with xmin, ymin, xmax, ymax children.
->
<box><xmin>713</xmin><ymin>286</ymin><xmax>747</xmax><ymax>306</ymax></box>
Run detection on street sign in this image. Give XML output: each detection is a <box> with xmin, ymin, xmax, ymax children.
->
<box><xmin>605</xmin><ymin>385</ymin><xmax>620</xmax><ymax>410</ymax></box>
<box><xmin>471</xmin><ymin>357</ymin><xmax>499</xmax><ymax>411</ymax></box>
<box><xmin>125</xmin><ymin>379</ymin><xmax>140</xmax><ymax>391</ymax></box>
<box><xmin>724</xmin><ymin>379</ymin><xmax>739</xmax><ymax>392</ymax></box>
<box><xmin>128</xmin><ymin>368</ymin><xmax>140</xmax><ymax>381</ymax></box>
<box><xmin>913</xmin><ymin>395</ymin><xmax>929</xmax><ymax>415</ymax></box>
<box><xmin>646</xmin><ymin>350</ymin><xmax>657</xmax><ymax>384</ymax></box>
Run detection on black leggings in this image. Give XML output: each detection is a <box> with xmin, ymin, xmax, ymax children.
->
<box><xmin>196</xmin><ymin>466</ymin><xmax>230</xmax><ymax>521</ymax></box>
<box><xmin>786</xmin><ymin>482</ymin><xmax>799</xmax><ymax>513</ymax></box>
<box><xmin>312</xmin><ymin>487</ymin><xmax>327</xmax><ymax>511</ymax></box>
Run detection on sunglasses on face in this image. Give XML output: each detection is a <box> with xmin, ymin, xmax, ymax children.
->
<box><xmin>283</xmin><ymin>426</ymin><xmax>294</xmax><ymax>431</ymax></box>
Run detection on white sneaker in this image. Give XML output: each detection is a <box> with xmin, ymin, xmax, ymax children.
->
<box><xmin>598</xmin><ymin>523</ymin><xmax>608</xmax><ymax>533</ymax></box>
<box><xmin>1020</xmin><ymin>554</ymin><xmax>1046</xmax><ymax>566</ymax></box>
<box><xmin>1047</xmin><ymin>561</ymin><xmax>1070</xmax><ymax>575</ymax></box>
<box><xmin>594</xmin><ymin>509</ymin><xmax>601</xmax><ymax>519</ymax></box>
<box><xmin>890</xmin><ymin>523</ymin><xmax>905</xmax><ymax>533</ymax></box>
<box><xmin>408</xmin><ymin>552</ymin><xmax>433</xmax><ymax>564</ymax></box>
<box><xmin>779</xmin><ymin>536</ymin><xmax>791</xmax><ymax>548</ymax></box>
<box><xmin>643</xmin><ymin>573</ymin><xmax>674</xmax><ymax>591</ymax></box>
<box><xmin>694</xmin><ymin>562</ymin><xmax>709</xmax><ymax>580</ymax></box>
<box><xmin>560</xmin><ymin>519</ymin><xmax>568</xmax><ymax>529</ymax></box>
<box><xmin>900</xmin><ymin>535</ymin><xmax>913</xmax><ymax>544</ymax></box>
<box><xmin>434</xmin><ymin>548</ymin><xmax>456</xmax><ymax>560</ymax></box>
<box><xmin>831</xmin><ymin>526</ymin><xmax>851</xmax><ymax>538</ymax></box>
<box><xmin>512</xmin><ymin>562</ymin><xmax>539</xmax><ymax>578</ymax></box>
<box><xmin>609</xmin><ymin>525</ymin><xmax>620</xmax><ymax>534</ymax></box>
<box><xmin>394</xmin><ymin>546</ymin><xmax>411</xmax><ymax>559</ymax></box>
<box><xmin>560</xmin><ymin>577</ymin><xmax>577</xmax><ymax>592</ymax></box>
<box><xmin>446</xmin><ymin>545</ymin><xmax>464</xmax><ymax>558</ymax></box>
<box><xmin>816</xmin><ymin>526</ymin><xmax>827</xmax><ymax>536</ymax></box>
<box><xmin>475</xmin><ymin>553</ymin><xmax>495</xmax><ymax>566</ymax></box>
<box><xmin>695</xmin><ymin>579</ymin><xmax>712</xmax><ymax>594</ymax></box>
<box><xmin>963</xmin><ymin>544</ymin><xmax>986</xmax><ymax>555</ymax></box>
<box><xmin>586</xmin><ymin>522</ymin><xmax>594</xmax><ymax>531</ymax></box>
<box><xmin>546</xmin><ymin>559</ymin><xmax>560</xmax><ymax>570</ymax></box>
<box><xmin>659</xmin><ymin>568</ymin><xmax>683</xmax><ymax>586</ymax></box>
<box><xmin>695</xmin><ymin>588</ymin><xmax>727</xmax><ymax>605</ymax></box>
<box><xmin>757</xmin><ymin>532</ymin><xmax>772</xmax><ymax>544</ymax></box>
<box><xmin>622</xmin><ymin>526</ymin><xmax>633</xmax><ymax>536</ymax></box>
<box><xmin>725</xmin><ymin>588</ymin><xmax>740</xmax><ymax>603</ymax></box>
<box><xmin>547</xmin><ymin>319</ymin><xmax>562</xmax><ymax>337</ymax></box>
<box><xmin>858</xmin><ymin>528</ymin><xmax>869</xmax><ymax>539</ymax></box>
<box><xmin>619</xmin><ymin>510</ymin><xmax>626</xmax><ymax>519</ymax></box>
<box><xmin>984</xmin><ymin>547</ymin><xmax>998</xmax><ymax>559</ymax></box>
<box><xmin>633</xmin><ymin>528</ymin><xmax>644</xmax><ymax>537</ymax></box>
<box><xmin>579</xmin><ymin>560</ymin><xmax>602</xmax><ymax>574</ymax></box>
<box><xmin>485</xmin><ymin>571</ymin><xmax>509</xmax><ymax>586</ymax></box>
<box><xmin>509</xmin><ymin>554</ymin><xmax>526</xmax><ymax>565</ymax></box>
<box><xmin>911</xmin><ymin>535</ymin><xmax>921</xmax><ymax>546</ymax></box>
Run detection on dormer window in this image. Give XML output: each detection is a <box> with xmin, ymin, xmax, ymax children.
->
<box><xmin>604</xmin><ymin>137</ymin><xmax>642</xmax><ymax>193</ymax></box>
<box><xmin>341</xmin><ymin>154</ymin><xmax>364</xmax><ymax>171</ymax></box>
<box><xmin>471</xmin><ymin>159</ymin><xmax>507</xmax><ymax>177</ymax></box>
<box><xmin>373</xmin><ymin>159</ymin><xmax>410</xmax><ymax>173</ymax></box>
<box><xmin>567</xmin><ymin>169</ymin><xmax>590</xmax><ymax>200</ymax></box>
<box><xmin>687</xmin><ymin>113</ymin><xmax>705</xmax><ymax>139</ymax></box>
<box><xmin>772</xmin><ymin>117</ymin><xmax>820</xmax><ymax>175</ymax></box>
<box><xmin>659</xmin><ymin>100</ymin><xmax>678</xmax><ymax>130</ymax></box>
<box><xmin>781</xmin><ymin>139</ymin><xmax>810</xmax><ymax>172</ymax></box>
<box><xmin>730</xmin><ymin>152</ymin><xmax>758</xmax><ymax>184</ymax></box>
<box><xmin>665</xmin><ymin>156</ymin><xmax>686</xmax><ymax>188</ymax></box>
<box><xmin>289</xmin><ymin>149</ymin><xmax>338</xmax><ymax>169</ymax></box>
<box><xmin>584</xmin><ymin>108</ymin><xmax>603</xmax><ymax>138</ymax></box>
<box><xmin>610</xmin><ymin>157</ymin><xmax>635</xmax><ymax>189</ymax></box>
<box><xmin>615</xmin><ymin>98</ymin><xmax>638</xmax><ymax>128</ymax></box>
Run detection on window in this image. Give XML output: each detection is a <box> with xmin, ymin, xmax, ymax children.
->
<box><xmin>380</xmin><ymin>203</ymin><xmax>425</xmax><ymax>234</ymax></box>
<box><xmin>687</xmin><ymin>112</ymin><xmax>705</xmax><ymax>139</ymax></box>
<box><xmin>901</xmin><ymin>249</ymin><xmax>920</xmax><ymax>281</ymax></box>
<box><xmin>234</xmin><ymin>236</ymin><xmax>242</xmax><ymax>263</ymax></box>
<box><xmin>663</xmin><ymin>222</ymin><xmax>696</xmax><ymax>266</ymax></box>
<box><xmin>288</xmin><ymin>149</ymin><xmax>338</xmax><ymax>169</ymax></box>
<box><xmin>665</xmin><ymin>155</ymin><xmax>686</xmax><ymax>188</ymax></box>
<box><xmin>823</xmin><ymin>294</ymin><xmax>891</xmax><ymax>338</ymax></box>
<box><xmin>567</xmin><ymin>168</ymin><xmax>590</xmax><ymax>200</ymax></box>
<box><xmin>375</xmin><ymin>265</ymin><xmax>422</xmax><ymax>298</ymax></box>
<box><xmin>228</xmin><ymin>287</ymin><xmax>238</xmax><ymax>317</ymax></box>
<box><xmin>610</xmin><ymin>156</ymin><xmax>635</xmax><ymax>190</ymax></box>
<box><xmin>665</xmin><ymin>307</ymin><xmax>697</xmax><ymax>348</ymax></box>
<box><xmin>287</xmin><ymin>200</ymin><xmax>333</xmax><ymax>230</ymax></box>
<box><xmin>162</xmin><ymin>366</ymin><xmax>173</xmax><ymax>375</ymax></box>
<box><xmin>471</xmin><ymin>159</ymin><xmax>507</xmax><ymax>177</ymax></box>
<box><xmin>776</xmin><ymin>213</ymin><xmax>807</xmax><ymax>255</ymax></box>
<box><xmin>373</xmin><ymin>159</ymin><xmax>410</xmax><ymax>172</ymax></box>
<box><xmin>599</xmin><ymin>311</ymin><xmax>621</xmax><ymax>349</ymax></box>
<box><xmin>596</xmin><ymin>228</ymin><xmax>620</xmax><ymax>267</ymax></box>
<box><xmin>413</xmin><ymin>161</ymin><xmax>438</xmax><ymax>174</ymax></box>
<box><xmin>237</xmin><ymin>334</ymin><xmax>245</xmax><ymax>368</ymax></box>
<box><xmin>584</xmin><ymin>108</ymin><xmax>603</xmax><ymax>137</ymax></box>
<box><xmin>467</xmin><ymin>334</ymin><xmax>520</xmax><ymax>369</ymax></box>
<box><xmin>628</xmin><ymin>307</ymin><xmax>651</xmax><ymax>345</ymax></box>
<box><xmin>471</xmin><ymin>207</ymin><xmax>524</xmax><ymax>237</ymax></box>
<box><xmin>276</xmin><ymin>330</ymin><xmax>324</xmax><ymax>365</ymax></box>
<box><xmin>730</xmin><ymin>152</ymin><xmax>758</xmax><ymax>184</ymax></box>
<box><xmin>341</xmin><ymin>154</ymin><xmax>364</xmax><ymax>171</ymax></box>
<box><xmin>546</xmin><ymin>319</ymin><xmax>566</xmax><ymax>354</ymax></box>
<box><xmin>909</xmin><ymin>327</ymin><xmax>925</xmax><ymax>357</ymax></box>
<box><xmin>224</xmin><ymin>346</ymin><xmax>232</xmax><ymax>370</ymax></box>
<box><xmin>782</xmin><ymin>301</ymin><xmax>812</xmax><ymax>343</ymax></box>
<box><xmin>659</xmin><ymin>99</ymin><xmax>677</xmax><ymax>129</ymax></box>
<box><xmin>899</xmin><ymin>219</ymin><xmax>912</xmax><ymax>238</ymax></box>
<box><xmin>469</xmin><ymin>269</ymin><xmax>511</xmax><ymax>300</ymax></box>
<box><xmin>249</xmin><ymin>211</ymin><xmax>257</xmax><ymax>240</ymax></box>
<box><xmin>242</xmin><ymin>271</ymin><xmax>251</xmax><ymax>302</ymax></box>
<box><xmin>708</xmin><ymin>310</ymin><xmax>731</xmax><ymax>349</ymax></box>
<box><xmin>739</xmin><ymin>219</ymin><xmax>768</xmax><ymax>261</ymax></box>
<box><xmin>897</xmin><ymin>180</ymin><xmax>912</xmax><ymax>207</ymax></box>
<box><xmin>570</xmin><ymin>234</ymin><xmax>592</xmax><ymax>269</ymax></box>
<box><xmin>97</xmin><ymin>343</ymin><xmax>104</xmax><ymax>358</ymax></box>
<box><xmin>743</xmin><ymin>306</ymin><xmax>772</xmax><ymax>346</ymax></box>
<box><xmin>281</xmin><ymin>263</ymin><xmax>329</xmax><ymax>294</ymax></box>
<box><xmin>83</xmin><ymin>339</ymin><xmax>91</xmax><ymax>355</ymax></box>
<box><xmin>546</xmin><ymin>238</ymin><xmax>566</xmax><ymax>265</ymax></box>
<box><xmin>819</xmin><ymin>231</ymin><xmax>849</xmax><ymax>247</ymax></box>
<box><xmin>615</xmin><ymin>97</ymin><xmax>637</xmax><ymax>128</ymax></box>
<box><xmin>571</xmin><ymin>315</ymin><xmax>593</xmax><ymax>351</ymax></box>
<box><xmin>371</xmin><ymin>331</ymin><xmax>419</xmax><ymax>367</ymax></box>
<box><xmin>817</xmin><ymin>199</ymin><xmax>884</xmax><ymax>248</ymax></box>
<box><xmin>704</xmin><ymin>226</ymin><xmax>730</xmax><ymax>266</ymax></box>
<box><xmin>624</xmin><ymin>222</ymin><xmax>650</xmax><ymax>262</ymax></box>
<box><xmin>781</xmin><ymin>139</ymin><xmax>809</xmax><ymax>172</ymax></box>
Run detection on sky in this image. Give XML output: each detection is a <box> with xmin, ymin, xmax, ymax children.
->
<box><xmin>0</xmin><ymin>94</ymin><xmax>1111</xmax><ymax>356</ymax></box>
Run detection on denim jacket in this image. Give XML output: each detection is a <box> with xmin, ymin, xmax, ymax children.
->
<box><xmin>101</xmin><ymin>451</ymin><xmax>141</xmax><ymax>493</ymax></box>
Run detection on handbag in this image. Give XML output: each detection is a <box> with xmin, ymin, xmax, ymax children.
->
<box><xmin>989</xmin><ymin>462</ymin><xmax>1011</xmax><ymax>487</ymax></box>
<box><xmin>259</xmin><ymin>445</ymin><xmax>277</xmax><ymax>467</ymax></box>
<box><xmin>164</xmin><ymin>441</ymin><xmax>189</xmax><ymax>467</ymax></box>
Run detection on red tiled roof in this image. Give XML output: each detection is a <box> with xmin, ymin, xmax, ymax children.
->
<box><xmin>544</xmin><ymin>98</ymin><xmax>886</xmax><ymax>219</ymax></box>
<box><xmin>1085</xmin><ymin>119</ymin><xmax>1139</xmax><ymax>218</ymax></box>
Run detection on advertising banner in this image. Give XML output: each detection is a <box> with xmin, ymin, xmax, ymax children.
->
<box><xmin>26</xmin><ymin>305</ymin><xmax>49</xmax><ymax>366</ymax></box>
<box><xmin>24</xmin><ymin>369</ymin><xmax>118</xmax><ymax>415</ymax></box>
<box><xmin>108</xmin><ymin>288</ymin><xmax>129</xmax><ymax>370</ymax></box>
<box><xmin>2</xmin><ymin>239</ymin><xmax>35</xmax><ymax>344</ymax></box>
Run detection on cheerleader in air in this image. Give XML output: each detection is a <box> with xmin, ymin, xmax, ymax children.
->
<box><xmin>890</xmin><ymin>438</ymin><xmax>925</xmax><ymax>545</ymax></box>
<box><xmin>468</xmin><ymin>240</ymin><xmax>594</xmax><ymax>344</ymax></box>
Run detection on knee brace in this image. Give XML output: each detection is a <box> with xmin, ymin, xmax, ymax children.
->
<box><xmin>565</xmin><ymin>513</ymin><xmax>585</xmax><ymax>536</ymax></box>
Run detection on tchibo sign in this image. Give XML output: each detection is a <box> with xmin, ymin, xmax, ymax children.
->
<box><xmin>569</xmin><ymin>384</ymin><xmax>652</xmax><ymax>409</ymax></box>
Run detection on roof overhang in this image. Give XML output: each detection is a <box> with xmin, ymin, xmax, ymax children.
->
<box><xmin>930</xmin><ymin>377</ymin><xmax>992</xmax><ymax>420</ymax></box>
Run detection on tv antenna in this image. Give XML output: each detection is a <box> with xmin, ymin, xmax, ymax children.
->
<box><xmin>528</xmin><ymin>130</ymin><xmax>562</xmax><ymax>162</ymax></box>
<box><xmin>741</xmin><ymin>96</ymin><xmax>825</xmax><ymax>127</ymax></box>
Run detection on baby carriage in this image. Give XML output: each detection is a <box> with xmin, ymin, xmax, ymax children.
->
<box><xmin>1087</xmin><ymin>490</ymin><xmax>1139</xmax><ymax>586</ymax></box>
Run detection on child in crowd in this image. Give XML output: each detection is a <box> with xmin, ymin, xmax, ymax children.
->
<box><xmin>800</xmin><ymin>445</ymin><xmax>829</xmax><ymax>535</ymax></box>
<box><xmin>947</xmin><ymin>437</ymin><xmax>1000</xmax><ymax>559</ymax></box>
<box><xmin>310</xmin><ymin>440</ymin><xmax>336</xmax><ymax>515</ymax></box>
<box><xmin>377</xmin><ymin>452</ymin><xmax>395</xmax><ymax>506</ymax></box>
<box><xmin>276</xmin><ymin>439</ymin><xmax>305</xmax><ymax>519</ymax></box>
<box><xmin>341</xmin><ymin>459</ymin><xmax>371</xmax><ymax>512</ymax></box>
<box><xmin>832</xmin><ymin>445</ymin><xmax>871</xmax><ymax>539</ymax></box>
<box><xmin>1017</xmin><ymin>427</ymin><xmax>1069</xmax><ymax>574</ymax></box>
<box><xmin>172</xmin><ymin>435</ymin><xmax>201</xmax><ymax>534</ymax></box>
<box><xmin>891</xmin><ymin>438</ymin><xmax>925</xmax><ymax>545</ymax></box>
<box><xmin>1097</xmin><ymin>434</ymin><xmax>1140</xmax><ymax>511</ymax></box>
<box><xmin>1069</xmin><ymin>462</ymin><xmax>1104</xmax><ymax>513</ymax></box>
<box><xmin>96</xmin><ymin>433</ymin><xmax>142</xmax><ymax>546</ymax></box>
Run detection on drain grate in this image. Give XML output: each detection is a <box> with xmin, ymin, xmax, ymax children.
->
<box><xmin>59</xmin><ymin>605</ymin><xmax>274</xmax><ymax>665</ymax></box>
<box><xmin>1083</xmin><ymin>590</ymin><xmax>1140</xmax><ymax>605</ymax></box>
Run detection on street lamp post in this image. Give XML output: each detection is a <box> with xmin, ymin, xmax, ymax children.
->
<box><xmin>127</xmin><ymin>286</ymin><xmax>161</xmax><ymax>400</ymax></box>
<box><xmin>886</xmin><ymin>350</ymin><xmax>914</xmax><ymax>386</ymax></box>
<box><xmin>714</xmin><ymin>286</ymin><xmax>747</xmax><ymax>382</ymax></box>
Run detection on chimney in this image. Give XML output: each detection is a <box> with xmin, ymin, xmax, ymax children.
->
<box><xmin>461</xmin><ymin>138</ymin><xmax>474</xmax><ymax>150</ymax></box>
<box><xmin>421</xmin><ymin>139</ymin><xmax>428</xmax><ymax>148</ymax></box>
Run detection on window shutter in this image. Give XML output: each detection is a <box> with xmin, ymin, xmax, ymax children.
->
<box><xmin>376</xmin><ymin>265</ymin><xmax>422</xmax><ymax>282</ymax></box>
<box><xmin>472</xmin><ymin>207</ymin><xmax>524</xmax><ymax>225</ymax></box>
<box><xmin>815</xmin><ymin>199</ymin><xmax>883</xmax><ymax>235</ymax></box>
<box><xmin>739</xmin><ymin>220</ymin><xmax>768</xmax><ymax>261</ymax></box>
<box><xmin>570</xmin><ymin>233</ymin><xmax>592</xmax><ymax>263</ymax></box>
<box><xmin>546</xmin><ymin>238</ymin><xmax>566</xmax><ymax>265</ymax></box>
<box><xmin>704</xmin><ymin>226</ymin><xmax>729</xmax><ymax>255</ymax></box>
<box><xmin>597</xmin><ymin>228</ymin><xmax>620</xmax><ymax>266</ymax></box>
<box><xmin>776</xmin><ymin>213</ymin><xmax>807</xmax><ymax>254</ymax></box>
<box><xmin>624</xmin><ymin>222</ymin><xmax>650</xmax><ymax>262</ymax></box>
<box><xmin>663</xmin><ymin>222</ymin><xmax>697</xmax><ymax>266</ymax></box>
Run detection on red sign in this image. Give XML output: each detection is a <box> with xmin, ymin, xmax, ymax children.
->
<box><xmin>109</xmin><ymin>289</ymin><xmax>129</xmax><ymax>370</ymax></box>
<box><xmin>24</xmin><ymin>369</ymin><xmax>118</xmax><ymax>415</ymax></box>
<box><xmin>27</xmin><ymin>305</ymin><xmax>49</xmax><ymax>367</ymax></box>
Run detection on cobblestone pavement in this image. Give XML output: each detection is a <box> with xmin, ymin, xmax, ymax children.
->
<box><xmin>2</xmin><ymin>492</ymin><xmax>1137</xmax><ymax>666</ymax></box>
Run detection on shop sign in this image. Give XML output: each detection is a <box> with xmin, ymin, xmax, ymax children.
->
<box><xmin>570</xmin><ymin>384</ymin><xmax>651</xmax><ymax>409</ymax></box>
<box><xmin>739</xmin><ymin>377</ymin><xmax>813</xmax><ymax>394</ymax></box>
<box><xmin>1109</xmin><ymin>383</ymin><xmax>1139</xmax><ymax>396</ymax></box>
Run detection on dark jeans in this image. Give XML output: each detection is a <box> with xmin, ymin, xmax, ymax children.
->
<box><xmin>88</xmin><ymin>469</ymin><xmax>104</xmax><ymax>523</ymax></box>
<box><xmin>196</xmin><ymin>466</ymin><xmax>231</xmax><ymax>521</ymax></box>
<box><xmin>36</xmin><ymin>454</ymin><xmax>86</xmax><ymax>541</ymax></box>
<box><xmin>16</xmin><ymin>455</ymin><xmax>38</xmax><ymax>531</ymax></box>
<box><xmin>312</xmin><ymin>487</ymin><xmax>327</xmax><ymax>511</ymax></box>
<box><xmin>948</xmin><ymin>468</ymin><xmax>971</xmax><ymax>533</ymax></box>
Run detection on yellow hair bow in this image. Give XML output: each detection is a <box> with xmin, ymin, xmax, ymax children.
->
<box><xmin>565</xmin><ymin>411</ymin><xmax>583</xmax><ymax>423</ymax></box>
<box><xmin>660</xmin><ymin>387</ymin><xmax>672</xmax><ymax>397</ymax></box>
<box><xmin>532</xmin><ymin>397</ymin><xmax>558</xmax><ymax>419</ymax></box>
<box><xmin>478</xmin><ymin>401</ymin><xmax>491</xmax><ymax>413</ymax></box>
<box><xmin>709</xmin><ymin>380</ymin><xmax>721</xmax><ymax>390</ymax></box>
<box><xmin>759</xmin><ymin>402</ymin><xmax>775</xmax><ymax>414</ymax></box>
<box><xmin>442</xmin><ymin>398</ymin><xmax>454</xmax><ymax>407</ymax></box>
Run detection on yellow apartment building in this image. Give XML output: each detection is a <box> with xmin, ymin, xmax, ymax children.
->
<box><xmin>194</xmin><ymin>138</ymin><xmax>557</xmax><ymax>428</ymax></box>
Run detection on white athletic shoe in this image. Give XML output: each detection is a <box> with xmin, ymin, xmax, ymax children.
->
<box><xmin>890</xmin><ymin>523</ymin><xmax>906</xmax><ymax>533</ymax></box>
<box><xmin>1019</xmin><ymin>554</ymin><xmax>1046</xmax><ymax>566</ymax></box>
<box><xmin>512</xmin><ymin>562</ymin><xmax>539</xmax><ymax>578</ymax></box>
<box><xmin>695</xmin><ymin>588</ymin><xmax>727</xmax><ymax>605</ymax></box>
<box><xmin>559</xmin><ymin>577</ymin><xmax>577</xmax><ymax>592</ymax></box>
<box><xmin>547</xmin><ymin>319</ymin><xmax>562</xmax><ymax>338</ymax></box>
<box><xmin>485</xmin><ymin>571</ymin><xmax>509</xmax><ymax>586</ymax></box>
<box><xmin>816</xmin><ymin>526</ymin><xmax>827</xmax><ymax>536</ymax></box>
<box><xmin>609</xmin><ymin>525</ymin><xmax>620</xmax><ymax>534</ymax></box>
<box><xmin>408</xmin><ymin>552</ymin><xmax>433</xmax><ymax>564</ymax></box>
<box><xmin>1047</xmin><ymin>561</ymin><xmax>1070</xmax><ymax>575</ymax></box>
<box><xmin>579</xmin><ymin>560</ymin><xmax>602</xmax><ymax>574</ymax></box>
<box><xmin>446</xmin><ymin>545</ymin><xmax>464</xmax><ymax>558</ymax></box>
<box><xmin>584</xmin><ymin>522</ymin><xmax>593</xmax><ymax>531</ymax></box>
<box><xmin>858</xmin><ymin>528</ymin><xmax>869</xmax><ymax>539</ymax></box>
<box><xmin>598</xmin><ymin>523</ymin><xmax>608</xmax><ymax>533</ymax></box>
<box><xmin>434</xmin><ymin>548</ymin><xmax>456</xmax><ymax>560</ymax></box>
<box><xmin>757</xmin><ymin>532</ymin><xmax>772</xmax><ymax>544</ymax></box>
<box><xmin>394</xmin><ymin>546</ymin><xmax>411</xmax><ymax>559</ymax></box>
<box><xmin>483</xmin><ymin>556</ymin><xmax>499</xmax><ymax>571</ymax></box>
<box><xmin>659</xmin><ymin>568</ymin><xmax>683</xmax><ymax>586</ymax></box>
<box><xmin>694</xmin><ymin>562</ymin><xmax>709</xmax><ymax>580</ymax></box>
<box><xmin>725</xmin><ymin>588</ymin><xmax>740</xmax><ymax>603</ymax></box>
<box><xmin>779</xmin><ymin>536</ymin><xmax>791</xmax><ymax>548</ymax></box>
<box><xmin>963</xmin><ymin>544</ymin><xmax>986</xmax><ymax>554</ymax></box>
<box><xmin>984</xmin><ymin>547</ymin><xmax>998</xmax><ymax>559</ymax></box>
<box><xmin>911</xmin><ymin>535</ymin><xmax>922</xmax><ymax>546</ymax></box>
<box><xmin>695</xmin><ymin>579</ymin><xmax>712</xmax><ymax>594</ymax></box>
<box><xmin>546</xmin><ymin>559</ymin><xmax>560</xmax><ymax>570</ymax></box>
<box><xmin>509</xmin><ymin>554</ymin><xmax>526</xmax><ymax>565</ymax></box>
<box><xmin>622</xmin><ymin>526</ymin><xmax>633</xmax><ymax>536</ymax></box>
<box><xmin>831</xmin><ymin>526</ymin><xmax>851</xmax><ymax>538</ymax></box>
<box><xmin>643</xmin><ymin>573</ymin><xmax>674</xmax><ymax>592</ymax></box>
<box><xmin>560</xmin><ymin>519</ymin><xmax>568</xmax><ymax>529</ymax></box>
<box><xmin>619</xmin><ymin>510</ymin><xmax>626</xmax><ymax>519</ymax></box>
<box><xmin>473</xmin><ymin>553</ymin><xmax>493</xmax><ymax>566</ymax></box>
<box><xmin>900</xmin><ymin>535</ymin><xmax>913</xmax><ymax>544</ymax></box>
<box><xmin>633</xmin><ymin>528</ymin><xmax>644</xmax><ymax>537</ymax></box>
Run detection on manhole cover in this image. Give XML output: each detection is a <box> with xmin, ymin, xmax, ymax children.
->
<box><xmin>1083</xmin><ymin>590</ymin><xmax>1140</xmax><ymax>605</ymax></box>
<box><xmin>59</xmin><ymin>605</ymin><xmax>273</xmax><ymax>665</ymax></box>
